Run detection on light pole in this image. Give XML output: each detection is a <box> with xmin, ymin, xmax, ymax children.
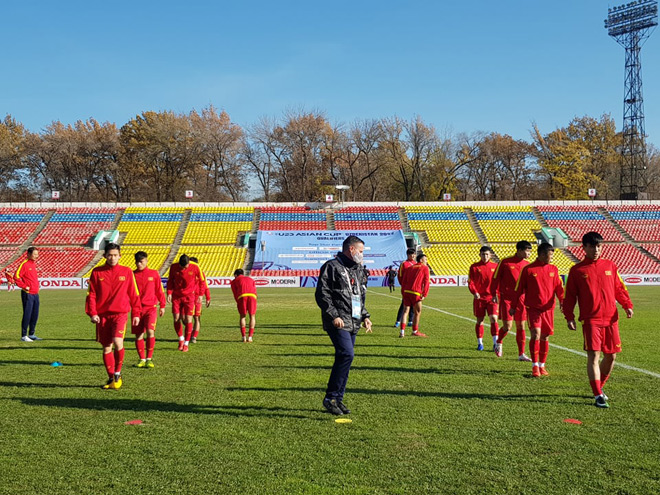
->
<box><xmin>335</xmin><ymin>185</ymin><xmax>349</xmax><ymax>205</ymax></box>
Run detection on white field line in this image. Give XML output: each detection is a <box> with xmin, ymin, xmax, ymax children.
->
<box><xmin>368</xmin><ymin>290</ymin><xmax>660</xmax><ymax>379</ymax></box>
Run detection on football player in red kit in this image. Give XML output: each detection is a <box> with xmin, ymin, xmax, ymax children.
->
<box><xmin>230</xmin><ymin>269</ymin><xmax>257</xmax><ymax>342</ymax></box>
<box><xmin>491</xmin><ymin>240</ymin><xmax>532</xmax><ymax>360</ymax></box>
<box><xmin>468</xmin><ymin>246</ymin><xmax>499</xmax><ymax>351</ymax></box>
<box><xmin>399</xmin><ymin>253</ymin><xmax>430</xmax><ymax>338</ymax></box>
<box><xmin>3</xmin><ymin>269</ymin><xmax>16</xmax><ymax>292</ymax></box>
<box><xmin>394</xmin><ymin>248</ymin><xmax>416</xmax><ymax>328</ymax></box>
<box><xmin>188</xmin><ymin>257</ymin><xmax>211</xmax><ymax>344</ymax></box>
<box><xmin>132</xmin><ymin>251</ymin><xmax>166</xmax><ymax>368</ymax></box>
<box><xmin>167</xmin><ymin>255</ymin><xmax>204</xmax><ymax>352</ymax></box>
<box><xmin>563</xmin><ymin>232</ymin><xmax>633</xmax><ymax>409</ymax></box>
<box><xmin>511</xmin><ymin>243</ymin><xmax>564</xmax><ymax>377</ymax></box>
<box><xmin>85</xmin><ymin>243</ymin><xmax>140</xmax><ymax>390</ymax></box>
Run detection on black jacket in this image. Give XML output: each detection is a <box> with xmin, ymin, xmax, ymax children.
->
<box><xmin>315</xmin><ymin>253</ymin><xmax>370</xmax><ymax>334</ymax></box>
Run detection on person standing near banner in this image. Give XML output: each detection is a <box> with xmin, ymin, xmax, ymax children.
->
<box><xmin>14</xmin><ymin>246</ymin><xmax>42</xmax><ymax>342</ymax></box>
<box><xmin>189</xmin><ymin>257</ymin><xmax>211</xmax><ymax>343</ymax></box>
<box><xmin>230</xmin><ymin>269</ymin><xmax>257</xmax><ymax>342</ymax></box>
<box><xmin>316</xmin><ymin>235</ymin><xmax>372</xmax><ymax>415</ymax></box>
<box><xmin>394</xmin><ymin>248</ymin><xmax>416</xmax><ymax>328</ymax></box>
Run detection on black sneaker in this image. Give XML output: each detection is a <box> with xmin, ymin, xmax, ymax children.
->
<box><xmin>323</xmin><ymin>398</ymin><xmax>344</xmax><ymax>415</ymax></box>
<box><xmin>337</xmin><ymin>401</ymin><xmax>351</xmax><ymax>414</ymax></box>
<box><xmin>28</xmin><ymin>335</ymin><xmax>43</xmax><ymax>341</ymax></box>
<box><xmin>594</xmin><ymin>395</ymin><xmax>610</xmax><ymax>408</ymax></box>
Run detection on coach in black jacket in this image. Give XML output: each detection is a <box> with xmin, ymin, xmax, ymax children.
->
<box><xmin>315</xmin><ymin>235</ymin><xmax>372</xmax><ymax>415</ymax></box>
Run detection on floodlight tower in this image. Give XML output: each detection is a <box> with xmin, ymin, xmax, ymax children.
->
<box><xmin>605</xmin><ymin>0</ymin><xmax>658</xmax><ymax>200</ymax></box>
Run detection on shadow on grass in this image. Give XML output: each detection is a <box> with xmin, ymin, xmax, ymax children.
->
<box><xmin>226</xmin><ymin>385</ymin><xmax>585</xmax><ymax>402</ymax></box>
<box><xmin>15</xmin><ymin>397</ymin><xmax>323</xmax><ymax>419</ymax></box>
<box><xmin>0</xmin><ymin>380</ymin><xmax>99</xmax><ymax>389</ymax></box>
<box><xmin>259</xmin><ymin>364</ymin><xmax>521</xmax><ymax>376</ymax></box>
<box><xmin>0</xmin><ymin>345</ymin><xmax>99</xmax><ymax>351</ymax></box>
<box><xmin>259</xmin><ymin>343</ymin><xmax>431</xmax><ymax>349</ymax></box>
<box><xmin>271</xmin><ymin>353</ymin><xmax>483</xmax><ymax>360</ymax></box>
<box><xmin>0</xmin><ymin>360</ymin><xmax>96</xmax><ymax>367</ymax></box>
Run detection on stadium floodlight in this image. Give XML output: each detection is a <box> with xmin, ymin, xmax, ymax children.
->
<box><xmin>605</xmin><ymin>0</ymin><xmax>658</xmax><ymax>200</ymax></box>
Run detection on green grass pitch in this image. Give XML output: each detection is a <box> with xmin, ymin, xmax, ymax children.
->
<box><xmin>0</xmin><ymin>287</ymin><xmax>659</xmax><ymax>494</ymax></box>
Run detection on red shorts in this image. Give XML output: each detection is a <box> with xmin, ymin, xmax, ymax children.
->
<box><xmin>236</xmin><ymin>296</ymin><xmax>257</xmax><ymax>316</ymax></box>
<box><xmin>402</xmin><ymin>291</ymin><xmax>422</xmax><ymax>308</ymax></box>
<box><xmin>96</xmin><ymin>313</ymin><xmax>128</xmax><ymax>346</ymax></box>
<box><xmin>582</xmin><ymin>321</ymin><xmax>622</xmax><ymax>354</ymax></box>
<box><xmin>172</xmin><ymin>295</ymin><xmax>195</xmax><ymax>316</ymax></box>
<box><xmin>132</xmin><ymin>307</ymin><xmax>158</xmax><ymax>335</ymax></box>
<box><xmin>499</xmin><ymin>299</ymin><xmax>526</xmax><ymax>322</ymax></box>
<box><xmin>527</xmin><ymin>308</ymin><xmax>554</xmax><ymax>336</ymax></box>
<box><xmin>473</xmin><ymin>299</ymin><xmax>498</xmax><ymax>319</ymax></box>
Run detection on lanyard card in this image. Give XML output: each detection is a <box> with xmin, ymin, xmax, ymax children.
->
<box><xmin>351</xmin><ymin>294</ymin><xmax>362</xmax><ymax>319</ymax></box>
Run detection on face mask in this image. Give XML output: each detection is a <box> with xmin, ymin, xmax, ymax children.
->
<box><xmin>351</xmin><ymin>250</ymin><xmax>364</xmax><ymax>265</ymax></box>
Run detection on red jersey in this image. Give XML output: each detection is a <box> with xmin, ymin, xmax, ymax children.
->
<box><xmin>401</xmin><ymin>262</ymin><xmax>430</xmax><ymax>298</ymax></box>
<box><xmin>513</xmin><ymin>259</ymin><xmax>564</xmax><ymax>313</ymax></box>
<box><xmin>468</xmin><ymin>260</ymin><xmax>498</xmax><ymax>301</ymax></box>
<box><xmin>4</xmin><ymin>269</ymin><xmax>15</xmax><ymax>285</ymax></box>
<box><xmin>133</xmin><ymin>267</ymin><xmax>166</xmax><ymax>310</ymax></box>
<box><xmin>397</xmin><ymin>259</ymin><xmax>415</xmax><ymax>284</ymax></box>
<box><xmin>563</xmin><ymin>258</ymin><xmax>633</xmax><ymax>325</ymax></box>
<box><xmin>196</xmin><ymin>270</ymin><xmax>211</xmax><ymax>301</ymax></box>
<box><xmin>86</xmin><ymin>263</ymin><xmax>140</xmax><ymax>316</ymax></box>
<box><xmin>167</xmin><ymin>262</ymin><xmax>204</xmax><ymax>298</ymax></box>
<box><xmin>14</xmin><ymin>258</ymin><xmax>39</xmax><ymax>294</ymax></box>
<box><xmin>491</xmin><ymin>255</ymin><xmax>530</xmax><ymax>301</ymax></box>
<box><xmin>230</xmin><ymin>275</ymin><xmax>257</xmax><ymax>302</ymax></box>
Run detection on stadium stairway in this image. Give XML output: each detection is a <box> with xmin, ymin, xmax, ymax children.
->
<box><xmin>398</xmin><ymin>208</ymin><xmax>410</xmax><ymax>232</ymax></box>
<box><xmin>465</xmin><ymin>208</ymin><xmax>489</xmax><ymax>245</ymax></box>
<box><xmin>639</xmin><ymin>245</ymin><xmax>660</xmax><ymax>264</ymax></box>
<box><xmin>532</xmin><ymin>207</ymin><xmax>550</xmax><ymax>228</ymax></box>
<box><xmin>251</xmin><ymin>209</ymin><xmax>260</xmax><ymax>233</ymax></box>
<box><xmin>326</xmin><ymin>210</ymin><xmax>335</xmax><ymax>230</ymax></box>
<box><xmin>244</xmin><ymin>247</ymin><xmax>255</xmax><ymax>273</ymax></box>
<box><xmin>599</xmin><ymin>207</ymin><xmax>636</xmax><ymax>244</ymax></box>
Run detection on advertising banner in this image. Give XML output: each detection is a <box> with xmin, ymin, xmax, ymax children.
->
<box><xmin>622</xmin><ymin>274</ymin><xmax>660</xmax><ymax>286</ymax></box>
<box><xmin>40</xmin><ymin>278</ymin><xmax>84</xmax><ymax>289</ymax></box>
<box><xmin>254</xmin><ymin>230</ymin><xmax>407</xmax><ymax>272</ymax></box>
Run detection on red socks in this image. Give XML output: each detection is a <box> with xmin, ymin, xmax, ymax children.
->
<box><xmin>241</xmin><ymin>327</ymin><xmax>246</xmax><ymax>337</ymax></box>
<box><xmin>400</xmin><ymin>323</ymin><xmax>406</xmax><ymax>331</ymax></box>
<box><xmin>193</xmin><ymin>329</ymin><xmax>199</xmax><ymax>339</ymax></box>
<box><xmin>114</xmin><ymin>348</ymin><xmax>124</xmax><ymax>374</ymax></box>
<box><xmin>412</xmin><ymin>325</ymin><xmax>419</xmax><ymax>333</ymax></box>
<box><xmin>490</xmin><ymin>321</ymin><xmax>499</xmax><ymax>337</ymax></box>
<box><xmin>601</xmin><ymin>374</ymin><xmax>610</xmax><ymax>387</ymax></box>
<box><xmin>590</xmin><ymin>379</ymin><xmax>603</xmax><ymax>396</ymax></box>
<box><xmin>515</xmin><ymin>323</ymin><xmax>526</xmax><ymax>355</ymax></box>
<box><xmin>135</xmin><ymin>339</ymin><xmax>145</xmax><ymax>360</ymax></box>
<box><xmin>248</xmin><ymin>328</ymin><xmax>255</xmax><ymax>337</ymax></box>
<box><xmin>475</xmin><ymin>323</ymin><xmax>484</xmax><ymax>339</ymax></box>
<box><xmin>496</xmin><ymin>327</ymin><xmax>508</xmax><ymax>344</ymax></box>
<box><xmin>529</xmin><ymin>338</ymin><xmax>539</xmax><ymax>363</ymax></box>
<box><xmin>174</xmin><ymin>321</ymin><xmax>183</xmax><ymax>338</ymax></box>
<box><xmin>185</xmin><ymin>323</ymin><xmax>193</xmax><ymax>342</ymax></box>
<box><xmin>146</xmin><ymin>336</ymin><xmax>155</xmax><ymax>359</ymax></box>
<box><xmin>103</xmin><ymin>351</ymin><xmax>115</xmax><ymax>378</ymax></box>
<box><xmin>539</xmin><ymin>340</ymin><xmax>549</xmax><ymax>364</ymax></box>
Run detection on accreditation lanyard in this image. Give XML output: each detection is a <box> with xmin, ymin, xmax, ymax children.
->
<box><xmin>338</xmin><ymin>261</ymin><xmax>362</xmax><ymax>319</ymax></box>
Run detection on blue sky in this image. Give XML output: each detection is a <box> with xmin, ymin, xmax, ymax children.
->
<box><xmin>3</xmin><ymin>0</ymin><xmax>660</xmax><ymax>145</ymax></box>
